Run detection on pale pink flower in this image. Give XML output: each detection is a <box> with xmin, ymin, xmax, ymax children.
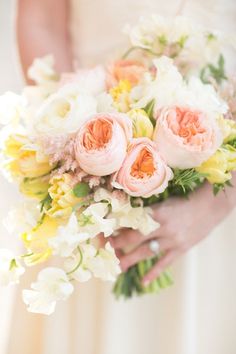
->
<box><xmin>106</xmin><ymin>60</ymin><xmax>146</xmax><ymax>88</ymax></box>
<box><xmin>153</xmin><ymin>106</ymin><xmax>223</xmax><ymax>168</ymax></box>
<box><xmin>74</xmin><ymin>113</ymin><xmax>132</xmax><ymax>176</ymax></box>
<box><xmin>112</xmin><ymin>138</ymin><xmax>173</xmax><ymax>198</ymax></box>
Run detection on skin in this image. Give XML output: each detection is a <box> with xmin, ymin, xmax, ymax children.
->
<box><xmin>17</xmin><ymin>0</ymin><xmax>236</xmax><ymax>285</ymax></box>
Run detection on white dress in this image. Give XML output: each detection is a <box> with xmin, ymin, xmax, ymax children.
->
<box><xmin>2</xmin><ymin>1</ymin><xmax>236</xmax><ymax>354</ymax></box>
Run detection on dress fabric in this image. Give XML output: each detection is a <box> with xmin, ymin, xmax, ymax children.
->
<box><xmin>1</xmin><ymin>1</ymin><xmax>236</xmax><ymax>354</ymax></box>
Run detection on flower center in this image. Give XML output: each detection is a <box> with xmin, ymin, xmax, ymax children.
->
<box><xmin>131</xmin><ymin>147</ymin><xmax>155</xmax><ymax>179</ymax></box>
<box><xmin>83</xmin><ymin>119</ymin><xmax>112</xmax><ymax>150</ymax></box>
<box><xmin>168</xmin><ymin>108</ymin><xmax>206</xmax><ymax>143</ymax></box>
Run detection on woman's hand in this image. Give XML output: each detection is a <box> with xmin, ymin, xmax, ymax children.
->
<box><xmin>111</xmin><ymin>179</ymin><xmax>236</xmax><ymax>286</ymax></box>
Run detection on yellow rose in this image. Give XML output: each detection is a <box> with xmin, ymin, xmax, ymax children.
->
<box><xmin>196</xmin><ymin>145</ymin><xmax>236</xmax><ymax>184</ymax></box>
<box><xmin>127</xmin><ymin>109</ymin><xmax>154</xmax><ymax>138</ymax></box>
<box><xmin>218</xmin><ymin>116</ymin><xmax>236</xmax><ymax>143</ymax></box>
<box><xmin>22</xmin><ymin>215</ymin><xmax>58</xmax><ymax>265</ymax></box>
<box><xmin>110</xmin><ymin>80</ymin><xmax>131</xmax><ymax>112</ymax></box>
<box><xmin>46</xmin><ymin>174</ymin><xmax>82</xmax><ymax>219</ymax></box>
<box><xmin>20</xmin><ymin>176</ymin><xmax>49</xmax><ymax>200</ymax></box>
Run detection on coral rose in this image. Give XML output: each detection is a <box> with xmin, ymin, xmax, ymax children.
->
<box><xmin>112</xmin><ymin>138</ymin><xmax>173</xmax><ymax>197</ymax></box>
<box><xmin>153</xmin><ymin>106</ymin><xmax>223</xmax><ymax>168</ymax></box>
<box><xmin>75</xmin><ymin>113</ymin><xmax>132</xmax><ymax>176</ymax></box>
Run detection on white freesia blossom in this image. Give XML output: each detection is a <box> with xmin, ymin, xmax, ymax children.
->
<box><xmin>87</xmin><ymin>242</ymin><xmax>121</xmax><ymax>282</ymax></box>
<box><xmin>79</xmin><ymin>202</ymin><xmax>116</xmax><ymax>238</ymax></box>
<box><xmin>28</xmin><ymin>55</ymin><xmax>58</xmax><ymax>85</ymax></box>
<box><xmin>64</xmin><ymin>243</ymin><xmax>97</xmax><ymax>282</ymax></box>
<box><xmin>0</xmin><ymin>249</ymin><xmax>25</xmax><ymax>286</ymax></box>
<box><xmin>94</xmin><ymin>188</ymin><xmax>159</xmax><ymax>236</ymax></box>
<box><xmin>22</xmin><ymin>268</ymin><xmax>74</xmax><ymax>315</ymax></box>
<box><xmin>3</xmin><ymin>200</ymin><xmax>40</xmax><ymax>235</ymax></box>
<box><xmin>96</xmin><ymin>93</ymin><xmax>116</xmax><ymax>113</ymax></box>
<box><xmin>35</xmin><ymin>84</ymin><xmax>97</xmax><ymax>135</ymax></box>
<box><xmin>49</xmin><ymin>213</ymin><xmax>89</xmax><ymax>257</ymax></box>
<box><xmin>0</xmin><ymin>92</ymin><xmax>26</xmax><ymax>126</ymax></box>
<box><xmin>60</xmin><ymin>66</ymin><xmax>106</xmax><ymax>96</ymax></box>
<box><xmin>132</xmin><ymin>56</ymin><xmax>227</xmax><ymax>116</ymax></box>
<box><xmin>131</xmin><ymin>56</ymin><xmax>183</xmax><ymax>111</ymax></box>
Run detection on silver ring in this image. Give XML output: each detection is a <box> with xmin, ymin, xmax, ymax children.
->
<box><xmin>149</xmin><ymin>239</ymin><xmax>160</xmax><ymax>255</ymax></box>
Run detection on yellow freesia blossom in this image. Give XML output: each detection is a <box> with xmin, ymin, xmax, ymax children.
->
<box><xmin>127</xmin><ymin>109</ymin><xmax>154</xmax><ymax>139</ymax></box>
<box><xmin>110</xmin><ymin>80</ymin><xmax>131</xmax><ymax>112</ymax></box>
<box><xmin>5</xmin><ymin>135</ymin><xmax>52</xmax><ymax>178</ymax></box>
<box><xmin>196</xmin><ymin>145</ymin><xmax>236</xmax><ymax>184</ymax></box>
<box><xmin>218</xmin><ymin>116</ymin><xmax>236</xmax><ymax>143</ymax></box>
<box><xmin>21</xmin><ymin>215</ymin><xmax>58</xmax><ymax>265</ymax></box>
<box><xmin>46</xmin><ymin>174</ymin><xmax>81</xmax><ymax>219</ymax></box>
<box><xmin>20</xmin><ymin>176</ymin><xmax>49</xmax><ymax>200</ymax></box>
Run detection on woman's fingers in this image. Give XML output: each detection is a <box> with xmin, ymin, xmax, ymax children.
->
<box><xmin>119</xmin><ymin>238</ymin><xmax>172</xmax><ymax>272</ymax></box>
<box><xmin>110</xmin><ymin>227</ymin><xmax>163</xmax><ymax>250</ymax></box>
<box><xmin>142</xmin><ymin>250</ymin><xmax>178</xmax><ymax>286</ymax></box>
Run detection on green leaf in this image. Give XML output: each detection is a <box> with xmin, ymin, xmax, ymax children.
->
<box><xmin>213</xmin><ymin>180</ymin><xmax>233</xmax><ymax>195</ymax></box>
<box><xmin>143</xmin><ymin>99</ymin><xmax>155</xmax><ymax>121</ymax></box>
<box><xmin>200</xmin><ymin>54</ymin><xmax>227</xmax><ymax>85</ymax></box>
<box><xmin>73</xmin><ymin>182</ymin><xmax>90</xmax><ymax>198</ymax></box>
<box><xmin>9</xmin><ymin>259</ymin><xmax>17</xmax><ymax>271</ymax></box>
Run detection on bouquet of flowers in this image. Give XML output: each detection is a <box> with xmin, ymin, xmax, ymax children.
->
<box><xmin>0</xmin><ymin>15</ymin><xmax>236</xmax><ymax>315</ymax></box>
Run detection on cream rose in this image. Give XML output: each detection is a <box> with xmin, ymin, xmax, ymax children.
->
<box><xmin>153</xmin><ymin>106</ymin><xmax>223</xmax><ymax>168</ymax></box>
<box><xmin>112</xmin><ymin>138</ymin><xmax>173</xmax><ymax>197</ymax></box>
<box><xmin>75</xmin><ymin>113</ymin><xmax>132</xmax><ymax>176</ymax></box>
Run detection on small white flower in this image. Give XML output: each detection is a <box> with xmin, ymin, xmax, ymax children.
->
<box><xmin>22</xmin><ymin>267</ymin><xmax>74</xmax><ymax>315</ymax></box>
<box><xmin>87</xmin><ymin>242</ymin><xmax>121</xmax><ymax>282</ymax></box>
<box><xmin>60</xmin><ymin>66</ymin><xmax>106</xmax><ymax>96</ymax></box>
<box><xmin>35</xmin><ymin>84</ymin><xmax>97</xmax><ymax>135</ymax></box>
<box><xmin>94</xmin><ymin>188</ymin><xmax>159</xmax><ymax>236</ymax></box>
<box><xmin>64</xmin><ymin>243</ymin><xmax>97</xmax><ymax>282</ymax></box>
<box><xmin>49</xmin><ymin>213</ymin><xmax>89</xmax><ymax>257</ymax></box>
<box><xmin>0</xmin><ymin>92</ymin><xmax>26</xmax><ymax>126</ymax></box>
<box><xmin>0</xmin><ymin>249</ymin><xmax>25</xmax><ymax>286</ymax></box>
<box><xmin>28</xmin><ymin>55</ymin><xmax>58</xmax><ymax>85</ymax></box>
<box><xmin>79</xmin><ymin>203</ymin><xmax>116</xmax><ymax>238</ymax></box>
<box><xmin>96</xmin><ymin>93</ymin><xmax>116</xmax><ymax>113</ymax></box>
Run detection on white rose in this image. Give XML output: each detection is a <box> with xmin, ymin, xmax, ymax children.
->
<box><xmin>0</xmin><ymin>92</ymin><xmax>26</xmax><ymax>126</ymax></box>
<box><xmin>35</xmin><ymin>84</ymin><xmax>97</xmax><ymax>135</ymax></box>
<box><xmin>22</xmin><ymin>267</ymin><xmax>74</xmax><ymax>315</ymax></box>
<box><xmin>0</xmin><ymin>249</ymin><xmax>25</xmax><ymax>286</ymax></box>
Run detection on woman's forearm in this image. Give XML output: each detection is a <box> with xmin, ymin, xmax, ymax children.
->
<box><xmin>17</xmin><ymin>0</ymin><xmax>73</xmax><ymax>81</ymax></box>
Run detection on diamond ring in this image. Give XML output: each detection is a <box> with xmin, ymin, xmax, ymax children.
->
<box><xmin>149</xmin><ymin>239</ymin><xmax>160</xmax><ymax>255</ymax></box>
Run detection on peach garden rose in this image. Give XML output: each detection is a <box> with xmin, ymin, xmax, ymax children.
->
<box><xmin>112</xmin><ymin>137</ymin><xmax>173</xmax><ymax>197</ymax></box>
<box><xmin>107</xmin><ymin>59</ymin><xmax>146</xmax><ymax>88</ymax></box>
<box><xmin>153</xmin><ymin>106</ymin><xmax>223</xmax><ymax>169</ymax></box>
<box><xmin>74</xmin><ymin>113</ymin><xmax>132</xmax><ymax>176</ymax></box>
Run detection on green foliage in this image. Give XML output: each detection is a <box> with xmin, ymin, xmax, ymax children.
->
<box><xmin>73</xmin><ymin>182</ymin><xmax>90</xmax><ymax>198</ymax></box>
<box><xmin>227</xmin><ymin>139</ymin><xmax>236</xmax><ymax>149</ymax></box>
<box><xmin>113</xmin><ymin>257</ymin><xmax>173</xmax><ymax>299</ymax></box>
<box><xmin>171</xmin><ymin>168</ymin><xmax>206</xmax><ymax>194</ymax></box>
<box><xmin>39</xmin><ymin>193</ymin><xmax>52</xmax><ymax>212</ymax></box>
<box><xmin>213</xmin><ymin>180</ymin><xmax>233</xmax><ymax>196</ymax></box>
<box><xmin>143</xmin><ymin>99</ymin><xmax>156</xmax><ymax>125</ymax></box>
<box><xmin>200</xmin><ymin>54</ymin><xmax>227</xmax><ymax>85</ymax></box>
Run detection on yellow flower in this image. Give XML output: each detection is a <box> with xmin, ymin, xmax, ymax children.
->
<box><xmin>5</xmin><ymin>135</ymin><xmax>52</xmax><ymax>178</ymax></box>
<box><xmin>110</xmin><ymin>80</ymin><xmax>131</xmax><ymax>112</ymax></box>
<box><xmin>20</xmin><ymin>176</ymin><xmax>49</xmax><ymax>200</ymax></box>
<box><xmin>4</xmin><ymin>134</ymin><xmax>28</xmax><ymax>158</ymax></box>
<box><xmin>46</xmin><ymin>174</ymin><xmax>81</xmax><ymax>219</ymax></box>
<box><xmin>22</xmin><ymin>215</ymin><xmax>58</xmax><ymax>265</ymax></box>
<box><xmin>218</xmin><ymin>116</ymin><xmax>236</xmax><ymax>143</ymax></box>
<box><xmin>127</xmin><ymin>109</ymin><xmax>154</xmax><ymax>138</ymax></box>
<box><xmin>196</xmin><ymin>145</ymin><xmax>236</xmax><ymax>184</ymax></box>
